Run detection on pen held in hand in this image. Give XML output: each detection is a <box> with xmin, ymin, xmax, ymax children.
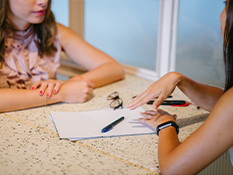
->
<box><xmin>147</xmin><ymin>100</ymin><xmax>190</xmax><ymax>107</ymax></box>
<box><xmin>101</xmin><ymin>116</ymin><xmax>125</xmax><ymax>133</ymax></box>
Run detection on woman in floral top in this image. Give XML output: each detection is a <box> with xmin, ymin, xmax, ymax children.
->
<box><xmin>0</xmin><ymin>0</ymin><xmax>125</xmax><ymax>112</ymax></box>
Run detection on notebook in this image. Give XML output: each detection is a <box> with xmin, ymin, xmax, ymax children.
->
<box><xmin>50</xmin><ymin>107</ymin><xmax>155</xmax><ymax>141</ymax></box>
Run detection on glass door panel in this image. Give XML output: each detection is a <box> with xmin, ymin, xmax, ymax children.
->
<box><xmin>175</xmin><ymin>0</ymin><xmax>225</xmax><ymax>87</ymax></box>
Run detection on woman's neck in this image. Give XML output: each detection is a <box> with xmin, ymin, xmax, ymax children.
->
<box><xmin>7</xmin><ymin>12</ymin><xmax>31</xmax><ymax>31</ymax></box>
<box><xmin>8</xmin><ymin>20</ymin><xmax>32</xmax><ymax>32</ymax></box>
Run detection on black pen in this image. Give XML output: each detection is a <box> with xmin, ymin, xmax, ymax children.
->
<box><xmin>101</xmin><ymin>116</ymin><xmax>125</xmax><ymax>133</ymax></box>
<box><xmin>147</xmin><ymin>100</ymin><xmax>190</xmax><ymax>107</ymax></box>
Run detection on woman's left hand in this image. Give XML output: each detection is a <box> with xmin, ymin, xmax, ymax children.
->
<box><xmin>31</xmin><ymin>79</ymin><xmax>64</xmax><ymax>97</ymax></box>
<box><xmin>139</xmin><ymin>109</ymin><xmax>177</xmax><ymax>129</ymax></box>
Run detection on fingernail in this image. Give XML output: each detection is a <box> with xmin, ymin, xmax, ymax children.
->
<box><xmin>46</xmin><ymin>93</ymin><xmax>50</xmax><ymax>97</ymax></box>
<box><xmin>54</xmin><ymin>89</ymin><xmax>57</xmax><ymax>94</ymax></box>
<box><xmin>31</xmin><ymin>86</ymin><xmax>35</xmax><ymax>90</ymax></box>
<box><xmin>76</xmin><ymin>75</ymin><xmax>83</xmax><ymax>79</ymax></box>
<box><xmin>40</xmin><ymin>90</ymin><xmax>43</xmax><ymax>94</ymax></box>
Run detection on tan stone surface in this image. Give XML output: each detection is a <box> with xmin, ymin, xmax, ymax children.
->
<box><xmin>0</xmin><ymin>74</ymin><xmax>208</xmax><ymax>175</ymax></box>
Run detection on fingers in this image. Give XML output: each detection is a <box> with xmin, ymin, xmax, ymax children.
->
<box><xmin>82</xmin><ymin>84</ymin><xmax>94</xmax><ymax>96</ymax></box>
<box><xmin>79</xmin><ymin>87</ymin><xmax>94</xmax><ymax>102</ymax></box>
<box><xmin>128</xmin><ymin>90</ymin><xmax>171</xmax><ymax>111</ymax></box>
<box><xmin>139</xmin><ymin>110</ymin><xmax>159</xmax><ymax>128</ymax></box>
<box><xmin>144</xmin><ymin>110</ymin><xmax>157</xmax><ymax>115</ymax></box>
<box><xmin>127</xmin><ymin>81</ymin><xmax>164</xmax><ymax>110</ymax></box>
<box><xmin>38</xmin><ymin>82</ymin><xmax>49</xmax><ymax>96</ymax></box>
<box><xmin>140</xmin><ymin>112</ymin><xmax>153</xmax><ymax>119</ymax></box>
<box><xmin>127</xmin><ymin>73</ymin><xmax>179</xmax><ymax>110</ymax></box>
<box><xmin>31</xmin><ymin>79</ymin><xmax>94</xmax><ymax>103</ymax></box>
<box><xmin>127</xmin><ymin>90</ymin><xmax>156</xmax><ymax>110</ymax></box>
<box><xmin>152</xmin><ymin>94</ymin><xmax>166</xmax><ymax>110</ymax></box>
<box><xmin>140</xmin><ymin>110</ymin><xmax>157</xmax><ymax>117</ymax></box>
<box><xmin>31</xmin><ymin>80</ymin><xmax>64</xmax><ymax>97</ymax></box>
<box><xmin>139</xmin><ymin>109</ymin><xmax>176</xmax><ymax>129</ymax></box>
<box><xmin>45</xmin><ymin>82</ymin><xmax>55</xmax><ymax>97</ymax></box>
<box><xmin>85</xmin><ymin>79</ymin><xmax>95</xmax><ymax>89</ymax></box>
<box><xmin>31</xmin><ymin>81</ymin><xmax>41</xmax><ymax>90</ymax></box>
<box><xmin>156</xmin><ymin>108</ymin><xmax>171</xmax><ymax>115</ymax></box>
<box><xmin>53</xmin><ymin>80</ymin><xmax>63</xmax><ymax>94</ymax></box>
<box><xmin>60</xmin><ymin>79</ymin><xmax>95</xmax><ymax>103</ymax></box>
<box><xmin>138</xmin><ymin>117</ymin><xmax>154</xmax><ymax>126</ymax></box>
<box><xmin>140</xmin><ymin>110</ymin><xmax>160</xmax><ymax>123</ymax></box>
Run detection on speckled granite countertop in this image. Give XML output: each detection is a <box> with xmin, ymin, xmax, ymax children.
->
<box><xmin>0</xmin><ymin>74</ymin><xmax>208</xmax><ymax>175</ymax></box>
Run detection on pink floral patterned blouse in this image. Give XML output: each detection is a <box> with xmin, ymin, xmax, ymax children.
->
<box><xmin>0</xmin><ymin>26</ymin><xmax>61</xmax><ymax>89</ymax></box>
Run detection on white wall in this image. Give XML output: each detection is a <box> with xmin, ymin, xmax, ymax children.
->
<box><xmin>84</xmin><ymin>0</ymin><xmax>160</xmax><ymax>71</ymax></box>
<box><xmin>51</xmin><ymin>0</ymin><xmax>69</xmax><ymax>27</ymax></box>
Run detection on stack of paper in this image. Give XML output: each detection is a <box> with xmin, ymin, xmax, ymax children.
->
<box><xmin>50</xmin><ymin>107</ymin><xmax>155</xmax><ymax>141</ymax></box>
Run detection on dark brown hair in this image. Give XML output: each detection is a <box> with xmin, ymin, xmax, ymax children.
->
<box><xmin>0</xmin><ymin>0</ymin><xmax>57</xmax><ymax>62</ymax></box>
<box><xmin>224</xmin><ymin>0</ymin><xmax>233</xmax><ymax>91</ymax></box>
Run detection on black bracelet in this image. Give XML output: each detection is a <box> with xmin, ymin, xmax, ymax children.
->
<box><xmin>156</xmin><ymin>121</ymin><xmax>179</xmax><ymax>136</ymax></box>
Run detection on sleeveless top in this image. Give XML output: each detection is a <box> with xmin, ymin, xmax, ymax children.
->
<box><xmin>229</xmin><ymin>146</ymin><xmax>233</xmax><ymax>166</ymax></box>
<box><xmin>0</xmin><ymin>25</ymin><xmax>61</xmax><ymax>89</ymax></box>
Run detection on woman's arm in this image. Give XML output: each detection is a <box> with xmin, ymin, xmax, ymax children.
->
<box><xmin>127</xmin><ymin>72</ymin><xmax>224</xmax><ymax>111</ymax></box>
<box><xmin>140</xmin><ymin>88</ymin><xmax>233</xmax><ymax>175</ymax></box>
<box><xmin>0</xmin><ymin>80</ymin><xmax>94</xmax><ymax>112</ymax></box>
<box><xmin>177</xmin><ymin>73</ymin><xmax>224</xmax><ymax>111</ymax></box>
<box><xmin>0</xmin><ymin>88</ymin><xmax>59</xmax><ymax>112</ymax></box>
<box><xmin>58</xmin><ymin>23</ymin><xmax>125</xmax><ymax>88</ymax></box>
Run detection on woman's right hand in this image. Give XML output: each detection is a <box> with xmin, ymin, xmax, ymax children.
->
<box><xmin>59</xmin><ymin>79</ymin><xmax>95</xmax><ymax>103</ymax></box>
<box><xmin>127</xmin><ymin>72</ymin><xmax>183</xmax><ymax>110</ymax></box>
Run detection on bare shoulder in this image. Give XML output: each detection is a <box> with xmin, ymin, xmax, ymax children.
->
<box><xmin>56</xmin><ymin>23</ymin><xmax>82</xmax><ymax>48</ymax></box>
<box><xmin>56</xmin><ymin>23</ymin><xmax>73</xmax><ymax>36</ymax></box>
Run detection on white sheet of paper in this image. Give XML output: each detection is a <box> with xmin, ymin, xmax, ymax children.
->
<box><xmin>50</xmin><ymin>107</ymin><xmax>155</xmax><ymax>140</ymax></box>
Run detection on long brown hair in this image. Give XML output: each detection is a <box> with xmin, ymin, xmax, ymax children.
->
<box><xmin>224</xmin><ymin>0</ymin><xmax>233</xmax><ymax>91</ymax></box>
<box><xmin>0</xmin><ymin>0</ymin><xmax>57</xmax><ymax>62</ymax></box>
